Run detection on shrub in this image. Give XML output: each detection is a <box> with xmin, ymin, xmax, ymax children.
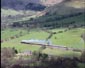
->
<box><xmin>1</xmin><ymin>47</ymin><xmax>16</xmax><ymax>58</ymax></box>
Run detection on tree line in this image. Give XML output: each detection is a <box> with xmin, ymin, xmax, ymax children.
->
<box><xmin>9</xmin><ymin>11</ymin><xmax>85</xmax><ymax>29</ymax></box>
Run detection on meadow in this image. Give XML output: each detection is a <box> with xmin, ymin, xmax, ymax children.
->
<box><xmin>1</xmin><ymin>8</ymin><xmax>39</xmax><ymax>23</ymax></box>
<box><xmin>1</xmin><ymin>27</ymin><xmax>85</xmax><ymax>57</ymax></box>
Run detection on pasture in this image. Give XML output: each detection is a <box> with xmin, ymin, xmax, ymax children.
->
<box><xmin>1</xmin><ymin>9</ymin><xmax>40</xmax><ymax>23</ymax></box>
<box><xmin>50</xmin><ymin>28</ymin><xmax>85</xmax><ymax>49</ymax></box>
<box><xmin>1</xmin><ymin>28</ymin><xmax>85</xmax><ymax>57</ymax></box>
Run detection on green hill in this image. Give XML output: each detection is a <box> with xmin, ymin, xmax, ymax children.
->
<box><xmin>15</xmin><ymin>1</ymin><xmax>85</xmax><ymax>28</ymax></box>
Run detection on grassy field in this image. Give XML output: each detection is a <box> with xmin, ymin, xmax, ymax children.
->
<box><xmin>1</xmin><ymin>28</ymin><xmax>85</xmax><ymax>56</ymax></box>
<box><xmin>1</xmin><ymin>28</ymin><xmax>28</xmax><ymax>39</ymax></box>
<box><xmin>50</xmin><ymin>28</ymin><xmax>85</xmax><ymax>49</ymax></box>
<box><xmin>1</xmin><ymin>9</ymin><xmax>39</xmax><ymax>23</ymax></box>
<box><xmin>1</xmin><ymin>9</ymin><xmax>37</xmax><ymax>16</ymax></box>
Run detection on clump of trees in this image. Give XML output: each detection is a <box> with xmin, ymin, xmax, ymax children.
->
<box><xmin>76</xmin><ymin>32</ymin><xmax>85</xmax><ymax>63</ymax></box>
<box><xmin>7</xmin><ymin>11</ymin><xmax>84</xmax><ymax>29</ymax></box>
<box><xmin>1</xmin><ymin>47</ymin><xmax>18</xmax><ymax>58</ymax></box>
<box><xmin>32</xmin><ymin>51</ymin><xmax>48</xmax><ymax>62</ymax></box>
<box><xmin>80</xmin><ymin>50</ymin><xmax>85</xmax><ymax>63</ymax></box>
<box><xmin>81</xmin><ymin>32</ymin><xmax>85</xmax><ymax>43</ymax></box>
<box><xmin>1</xmin><ymin>47</ymin><xmax>85</xmax><ymax>68</ymax></box>
<box><xmin>1</xmin><ymin>47</ymin><xmax>18</xmax><ymax>68</ymax></box>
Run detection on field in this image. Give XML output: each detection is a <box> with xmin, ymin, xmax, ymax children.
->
<box><xmin>1</xmin><ymin>28</ymin><xmax>85</xmax><ymax>57</ymax></box>
<box><xmin>1</xmin><ymin>8</ymin><xmax>39</xmax><ymax>23</ymax></box>
<box><xmin>50</xmin><ymin>28</ymin><xmax>85</xmax><ymax>49</ymax></box>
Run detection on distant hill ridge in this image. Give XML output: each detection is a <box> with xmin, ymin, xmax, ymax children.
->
<box><xmin>1</xmin><ymin>0</ymin><xmax>45</xmax><ymax>11</ymax></box>
<box><xmin>1</xmin><ymin>0</ymin><xmax>65</xmax><ymax>10</ymax></box>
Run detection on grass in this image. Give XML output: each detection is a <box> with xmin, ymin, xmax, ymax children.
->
<box><xmin>42</xmin><ymin>48</ymin><xmax>81</xmax><ymax>57</ymax></box>
<box><xmin>1</xmin><ymin>28</ymin><xmax>28</xmax><ymax>39</ymax></box>
<box><xmin>5</xmin><ymin>14</ymin><xmax>38</xmax><ymax>23</ymax></box>
<box><xmin>1</xmin><ymin>28</ymin><xmax>85</xmax><ymax>56</ymax></box>
<box><xmin>1</xmin><ymin>28</ymin><xmax>49</xmax><ymax>52</ymax></box>
<box><xmin>1</xmin><ymin>8</ymin><xmax>39</xmax><ymax>23</ymax></box>
<box><xmin>50</xmin><ymin>28</ymin><xmax>85</xmax><ymax>49</ymax></box>
<box><xmin>66</xmin><ymin>1</ymin><xmax>85</xmax><ymax>8</ymax></box>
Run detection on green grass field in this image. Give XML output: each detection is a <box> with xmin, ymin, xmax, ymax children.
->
<box><xmin>1</xmin><ymin>28</ymin><xmax>85</xmax><ymax>57</ymax></box>
<box><xmin>50</xmin><ymin>28</ymin><xmax>85</xmax><ymax>49</ymax></box>
<box><xmin>1</xmin><ymin>28</ymin><xmax>28</xmax><ymax>39</ymax></box>
<box><xmin>1</xmin><ymin>8</ymin><xmax>39</xmax><ymax>23</ymax></box>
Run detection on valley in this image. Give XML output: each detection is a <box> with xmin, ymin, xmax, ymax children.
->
<box><xmin>1</xmin><ymin>0</ymin><xmax>85</xmax><ymax>68</ymax></box>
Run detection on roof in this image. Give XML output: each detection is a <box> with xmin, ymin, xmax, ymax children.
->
<box><xmin>21</xmin><ymin>39</ymin><xmax>52</xmax><ymax>45</ymax></box>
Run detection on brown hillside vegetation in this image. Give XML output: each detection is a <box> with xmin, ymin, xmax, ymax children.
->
<box><xmin>41</xmin><ymin>0</ymin><xmax>64</xmax><ymax>6</ymax></box>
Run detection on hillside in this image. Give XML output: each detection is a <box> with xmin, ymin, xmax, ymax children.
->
<box><xmin>1</xmin><ymin>0</ymin><xmax>84</xmax><ymax>11</ymax></box>
<box><xmin>1</xmin><ymin>0</ymin><xmax>46</xmax><ymax>11</ymax></box>
<box><xmin>1</xmin><ymin>0</ymin><xmax>85</xmax><ymax>29</ymax></box>
<box><xmin>23</xmin><ymin>0</ymin><xmax>85</xmax><ymax>28</ymax></box>
<box><xmin>1</xmin><ymin>0</ymin><xmax>64</xmax><ymax>9</ymax></box>
<box><xmin>41</xmin><ymin>0</ymin><xmax>63</xmax><ymax>6</ymax></box>
<box><xmin>65</xmin><ymin>0</ymin><xmax>85</xmax><ymax>8</ymax></box>
<box><xmin>1</xmin><ymin>0</ymin><xmax>46</xmax><ymax>26</ymax></box>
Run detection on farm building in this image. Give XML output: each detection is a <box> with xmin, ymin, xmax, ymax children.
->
<box><xmin>16</xmin><ymin>50</ymin><xmax>32</xmax><ymax>56</ymax></box>
<box><xmin>21</xmin><ymin>39</ymin><xmax>52</xmax><ymax>45</ymax></box>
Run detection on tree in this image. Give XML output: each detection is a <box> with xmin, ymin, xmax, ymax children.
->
<box><xmin>81</xmin><ymin>32</ymin><xmax>85</xmax><ymax>53</ymax></box>
<box><xmin>81</xmin><ymin>32</ymin><xmax>85</xmax><ymax>43</ymax></box>
<box><xmin>39</xmin><ymin>45</ymin><xmax>46</xmax><ymax>52</ymax></box>
<box><xmin>1</xmin><ymin>47</ymin><xmax>17</xmax><ymax>58</ymax></box>
<box><xmin>29</xmin><ymin>18</ymin><xmax>34</xmax><ymax>21</ymax></box>
<box><xmin>10</xmin><ymin>64</ymin><xmax>22</xmax><ymax>68</ymax></box>
<box><xmin>40</xmin><ymin>53</ymin><xmax>48</xmax><ymax>62</ymax></box>
<box><xmin>81</xmin><ymin>32</ymin><xmax>85</xmax><ymax>52</ymax></box>
<box><xmin>12</xmin><ymin>47</ymin><xmax>18</xmax><ymax>54</ymax></box>
<box><xmin>32</xmin><ymin>51</ymin><xmax>48</xmax><ymax>62</ymax></box>
<box><xmin>32</xmin><ymin>51</ymin><xmax>41</xmax><ymax>61</ymax></box>
<box><xmin>80</xmin><ymin>50</ymin><xmax>85</xmax><ymax>63</ymax></box>
<box><xmin>62</xmin><ymin>58</ymin><xmax>78</xmax><ymax>68</ymax></box>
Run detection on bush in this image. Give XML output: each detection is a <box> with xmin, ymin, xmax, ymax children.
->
<box><xmin>1</xmin><ymin>47</ymin><xmax>16</xmax><ymax>58</ymax></box>
<box><xmin>58</xmin><ymin>31</ymin><xmax>63</xmax><ymax>33</ymax></box>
